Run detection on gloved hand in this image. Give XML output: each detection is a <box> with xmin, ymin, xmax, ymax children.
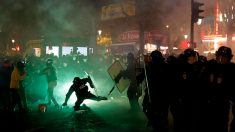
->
<box><xmin>62</xmin><ymin>102</ymin><xmax>67</xmax><ymax>106</ymax></box>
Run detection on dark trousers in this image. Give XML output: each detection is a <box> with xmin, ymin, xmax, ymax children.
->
<box><xmin>127</xmin><ymin>88</ymin><xmax>140</xmax><ymax>112</ymax></box>
<box><xmin>205</xmin><ymin>99</ymin><xmax>230</xmax><ymax>132</ymax></box>
<box><xmin>170</xmin><ymin>98</ymin><xmax>184</xmax><ymax>132</ymax></box>
<box><xmin>152</xmin><ymin>100</ymin><xmax>170</xmax><ymax>132</ymax></box>
<box><xmin>181</xmin><ymin>97</ymin><xmax>205</xmax><ymax>132</ymax></box>
<box><xmin>19</xmin><ymin>86</ymin><xmax>28</xmax><ymax>109</ymax></box>
<box><xmin>47</xmin><ymin>81</ymin><xmax>58</xmax><ymax>105</ymax></box>
<box><xmin>74</xmin><ymin>91</ymin><xmax>98</xmax><ymax>110</ymax></box>
<box><xmin>143</xmin><ymin>95</ymin><xmax>170</xmax><ymax>132</ymax></box>
<box><xmin>0</xmin><ymin>89</ymin><xmax>10</xmax><ymax>111</ymax></box>
<box><xmin>229</xmin><ymin>100</ymin><xmax>235</xmax><ymax>132</ymax></box>
<box><xmin>10</xmin><ymin>89</ymin><xmax>24</xmax><ymax>111</ymax></box>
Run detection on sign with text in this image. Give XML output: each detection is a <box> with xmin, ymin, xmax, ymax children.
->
<box><xmin>101</xmin><ymin>1</ymin><xmax>135</xmax><ymax>21</ymax></box>
<box><xmin>117</xmin><ymin>30</ymin><xmax>168</xmax><ymax>45</ymax></box>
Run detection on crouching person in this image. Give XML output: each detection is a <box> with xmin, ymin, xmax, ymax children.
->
<box><xmin>62</xmin><ymin>76</ymin><xmax>107</xmax><ymax>111</ymax></box>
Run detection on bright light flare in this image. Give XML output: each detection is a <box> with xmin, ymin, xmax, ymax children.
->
<box><xmin>98</xmin><ymin>30</ymin><xmax>102</xmax><ymax>35</ymax></box>
<box><xmin>197</xmin><ymin>19</ymin><xmax>202</xmax><ymax>25</ymax></box>
<box><xmin>214</xmin><ymin>39</ymin><xmax>219</xmax><ymax>50</ymax></box>
<box><xmin>219</xmin><ymin>13</ymin><xmax>223</xmax><ymax>22</ymax></box>
<box><xmin>184</xmin><ymin>35</ymin><xmax>188</xmax><ymax>39</ymax></box>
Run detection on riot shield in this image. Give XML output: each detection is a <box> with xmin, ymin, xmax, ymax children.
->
<box><xmin>107</xmin><ymin>60</ymin><xmax>130</xmax><ymax>93</ymax></box>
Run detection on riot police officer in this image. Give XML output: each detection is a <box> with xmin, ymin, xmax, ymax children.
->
<box><xmin>204</xmin><ymin>46</ymin><xmax>234</xmax><ymax>132</ymax></box>
<box><xmin>114</xmin><ymin>52</ymin><xmax>141</xmax><ymax>112</ymax></box>
<box><xmin>178</xmin><ymin>48</ymin><xmax>206</xmax><ymax>132</ymax></box>
<box><xmin>142</xmin><ymin>50</ymin><xmax>170</xmax><ymax>132</ymax></box>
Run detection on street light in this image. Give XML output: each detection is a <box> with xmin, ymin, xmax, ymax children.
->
<box><xmin>98</xmin><ymin>30</ymin><xmax>102</xmax><ymax>36</ymax></box>
<box><xmin>184</xmin><ymin>35</ymin><xmax>188</xmax><ymax>40</ymax></box>
<box><xmin>197</xmin><ymin>18</ymin><xmax>202</xmax><ymax>25</ymax></box>
<box><xmin>11</xmin><ymin>39</ymin><xmax>16</xmax><ymax>51</ymax></box>
<box><xmin>97</xmin><ymin>30</ymin><xmax>112</xmax><ymax>46</ymax></box>
<box><xmin>97</xmin><ymin>30</ymin><xmax>102</xmax><ymax>45</ymax></box>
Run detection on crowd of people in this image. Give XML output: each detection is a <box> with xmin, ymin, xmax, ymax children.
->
<box><xmin>137</xmin><ymin>46</ymin><xmax>235</xmax><ymax>132</ymax></box>
<box><xmin>1</xmin><ymin>46</ymin><xmax>235</xmax><ymax>132</ymax></box>
<box><xmin>111</xmin><ymin>46</ymin><xmax>235</xmax><ymax>132</ymax></box>
<box><xmin>0</xmin><ymin>52</ymin><xmax>112</xmax><ymax>113</ymax></box>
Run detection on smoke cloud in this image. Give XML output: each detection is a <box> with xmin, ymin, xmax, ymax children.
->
<box><xmin>0</xmin><ymin>0</ymin><xmax>96</xmax><ymax>40</ymax></box>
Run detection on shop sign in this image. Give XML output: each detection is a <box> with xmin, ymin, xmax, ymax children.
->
<box><xmin>117</xmin><ymin>30</ymin><xmax>168</xmax><ymax>45</ymax></box>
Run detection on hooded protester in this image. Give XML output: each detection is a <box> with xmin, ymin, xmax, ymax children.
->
<box><xmin>62</xmin><ymin>76</ymin><xmax>107</xmax><ymax>111</ymax></box>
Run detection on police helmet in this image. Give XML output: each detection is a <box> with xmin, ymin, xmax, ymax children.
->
<box><xmin>216</xmin><ymin>46</ymin><xmax>233</xmax><ymax>59</ymax></box>
<box><xmin>199</xmin><ymin>55</ymin><xmax>207</xmax><ymax>63</ymax></box>
<box><xmin>166</xmin><ymin>55</ymin><xmax>177</xmax><ymax>64</ymax></box>
<box><xmin>150</xmin><ymin>50</ymin><xmax>164</xmax><ymax>61</ymax></box>
<box><xmin>183</xmin><ymin>48</ymin><xmax>197</xmax><ymax>57</ymax></box>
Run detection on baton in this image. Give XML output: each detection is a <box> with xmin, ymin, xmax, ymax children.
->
<box><xmin>84</xmin><ymin>71</ymin><xmax>99</xmax><ymax>96</ymax></box>
<box><xmin>141</xmin><ymin>54</ymin><xmax>151</xmax><ymax>103</ymax></box>
<box><xmin>108</xmin><ymin>85</ymin><xmax>116</xmax><ymax>95</ymax></box>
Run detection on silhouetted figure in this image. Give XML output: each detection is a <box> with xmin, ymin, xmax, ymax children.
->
<box><xmin>9</xmin><ymin>61</ymin><xmax>27</xmax><ymax>112</ymax></box>
<box><xmin>0</xmin><ymin>59</ymin><xmax>13</xmax><ymax>112</ymax></box>
<box><xmin>204</xmin><ymin>46</ymin><xmax>234</xmax><ymax>132</ymax></box>
<box><xmin>114</xmin><ymin>52</ymin><xmax>141</xmax><ymax>112</ymax></box>
<box><xmin>18</xmin><ymin>60</ymin><xmax>29</xmax><ymax>111</ymax></box>
<box><xmin>62</xmin><ymin>76</ymin><xmax>107</xmax><ymax>111</ymax></box>
<box><xmin>166</xmin><ymin>55</ymin><xmax>184</xmax><ymax>132</ymax></box>
<box><xmin>178</xmin><ymin>48</ymin><xmax>206</xmax><ymax>132</ymax></box>
<box><xmin>142</xmin><ymin>50</ymin><xmax>170</xmax><ymax>132</ymax></box>
<box><xmin>40</xmin><ymin>59</ymin><xmax>59</xmax><ymax>106</ymax></box>
<box><xmin>231</xmin><ymin>94</ymin><xmax>235</xmax><ymax>132</ymax></box>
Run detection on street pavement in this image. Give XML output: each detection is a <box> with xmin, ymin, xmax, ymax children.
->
<box><xmin>0</xmin><ymin>96</ymin><xmax>153</xmax><ymax>132</ymax></box>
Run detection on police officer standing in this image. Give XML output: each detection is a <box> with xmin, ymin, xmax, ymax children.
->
<box><xmin>178</xmin><ymin>48</ymin><xmax>206</xmax><ymax>132</ymax></box>
<box><xmin>203</xmin><ymin>46</ymin><xmax>234</xmax><ymax>132</ymax></box>
<box><xmin>142</xmin><ymin>50</ymin><xmax>170</xmax><ymax>132</ymax></box>
<box><xmin>114</xmin><ymin>52</ymin><xmax>141</xmax><ymax>112</ymax></box>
